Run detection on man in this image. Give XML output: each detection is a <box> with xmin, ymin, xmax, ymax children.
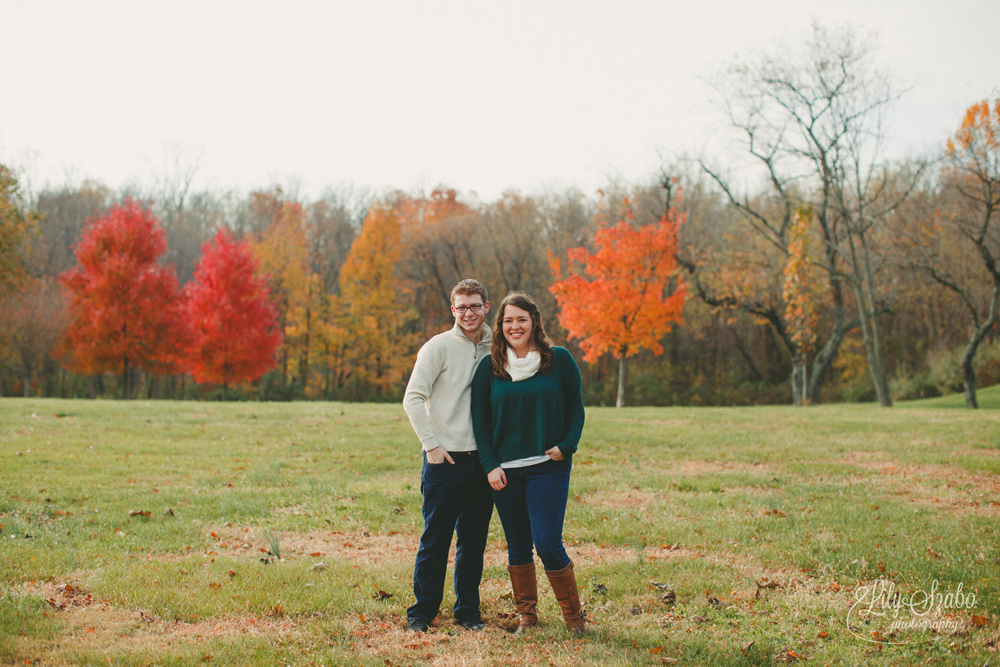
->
<box><xmin>402</xmin><ymin>279</ymin><xmax>495</xmax><ymax>632</ymax></box>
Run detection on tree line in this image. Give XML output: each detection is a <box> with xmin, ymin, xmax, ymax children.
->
<box><xmin>1</xmin><ymin>26</ymin><xmax>997</xmax><ymax>407</ymax></box>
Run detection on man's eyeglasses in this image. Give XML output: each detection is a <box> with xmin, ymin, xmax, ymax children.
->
<box><xmin>453</xmin><ymin>303</ymin><xmax>485</xmax><ymax>314</ymax></box>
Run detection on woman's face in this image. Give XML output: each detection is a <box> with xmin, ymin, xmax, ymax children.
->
<box><xmin>502</xmin><ymin>304</ymin><xmax>534</xmax><ymax>357</ymax></box>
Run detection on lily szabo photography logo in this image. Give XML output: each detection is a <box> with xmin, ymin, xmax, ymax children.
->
<box><xmin>847</xmin><ymin>579</ymin><xmax>979</xmax><ymax>645</ymax></box>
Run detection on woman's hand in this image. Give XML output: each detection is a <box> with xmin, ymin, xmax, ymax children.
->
<box><xmin>545</xmin><ymin>446</ymin><xmax>564</xmax><ymax>461</ymax></box>
<box><xmin>488</xmin><ymin>467</ymin><xmax>507</xmax><ymax>490</ymax></box>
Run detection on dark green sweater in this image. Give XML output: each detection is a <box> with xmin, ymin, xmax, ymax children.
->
<box><xmin>471</xmin><ymin>346</ymin><xmax>585</xmax><ymax>473</ymax></box>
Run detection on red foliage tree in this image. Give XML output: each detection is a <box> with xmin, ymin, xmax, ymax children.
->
<box><xmin>60</xmin><ymin>199</ymin><xmax>188</xmax><ymax>397</ymax></box>
<box><xmin>185</xmin><ymin>229</ymin><xmax>281</xmax><ymax>398</ymax></box>
<box><xmin>550</xmin><ymin>197</ymin><xmax>688</xmax><ymax>407</ymax></box>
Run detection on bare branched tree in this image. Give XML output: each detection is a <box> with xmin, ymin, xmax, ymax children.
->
<box><xmin>702</xmin><ymin>24</ymin><xmax>921</xmax><ymax>406</ymax></box>
<box><xmin>902</xmin><ymin>100</ymin><xmax>1000</xmax><ymax>407</ymax></box>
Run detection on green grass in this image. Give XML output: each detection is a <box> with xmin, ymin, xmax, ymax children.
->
<box><xmin>1</xmin><ymin>398</ymin><xmax>998</xmax><ymax>666</ymax></box>
<box><xmin>898</xmin><ymin>383</ymin><xmax>1000</xmax><ymax>410</ymax></box>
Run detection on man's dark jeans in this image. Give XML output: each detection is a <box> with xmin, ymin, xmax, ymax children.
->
<box><xmin>408</xmin><ymin>451</ymin><xmax>494</xmax><ymax>624</ymax></box>
<box><xmin>490</xmin><ymin>457</ymin><xmax>572</xmax><ymax>571</ymax></box>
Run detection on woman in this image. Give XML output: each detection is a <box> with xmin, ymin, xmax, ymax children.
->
<box><xmin>471</xmin><ymin>292</ymin><xmax>586</xmax><ymax>634</ymax></box>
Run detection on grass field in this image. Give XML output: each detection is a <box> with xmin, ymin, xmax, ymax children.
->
<box><xmin>1</xmin><ymin>393</ymin><xmax>998</xmax><ymax>666</ymax></box>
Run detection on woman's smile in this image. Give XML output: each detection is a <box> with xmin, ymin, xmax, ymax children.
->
<box><xmin>502</xmin><ymin>305</ymin><xmax>533</xmax><ymax>356</ymax></box>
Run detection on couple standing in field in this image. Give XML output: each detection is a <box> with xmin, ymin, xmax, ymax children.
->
<box><xmin>401</xmin><ymin>279</ymin><xmax>586</xmax><ymax>635</ymax></box>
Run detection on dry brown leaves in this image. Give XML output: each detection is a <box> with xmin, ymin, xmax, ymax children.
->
<box><xmin>839</xmin><ymin>456</ymin><xmax>1000</xmax><ymax>516</ymax></box>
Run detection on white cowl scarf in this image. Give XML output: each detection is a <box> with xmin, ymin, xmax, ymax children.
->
<box><xmin>506</xmin><ymin>348</ymin><xmax>540</xmax><ymax>382</ymax></box>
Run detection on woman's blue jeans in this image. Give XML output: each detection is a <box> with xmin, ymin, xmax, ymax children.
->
<box><xmin>490</xmin><ymin>457</ymin><xmax>572</xmax><ymax>571</ymax></box>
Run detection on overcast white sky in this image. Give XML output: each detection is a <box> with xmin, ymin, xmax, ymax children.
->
<box><xmin>2</xmin><ymin>0</ymin><xmax>998</xmax><ymax>202</ymax></box>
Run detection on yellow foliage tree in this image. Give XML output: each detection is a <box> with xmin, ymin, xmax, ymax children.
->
<box><xmin>338</xmin><ymin>202</ymin><xmax>418</xmax><ymax>396</ymax></box>
<box><xmin>782</xmin><ymin>206</ymin><xmax>822</xmax><ymax>405</ymax></box>
<box><xmin>251</xmin><ymin>201</ymin><xmax>323</xmax><ymax>392</ymax></box>
<box><xmin>0</xmin><ymin>165</ymin><xmax>39</xmax><ymax>298</ymax></box>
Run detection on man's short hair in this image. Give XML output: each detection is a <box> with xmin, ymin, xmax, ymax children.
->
<box><xmin>451</xmin><ymin>279</ymin><xmax>488</xmax><ymax>305</ymax></box>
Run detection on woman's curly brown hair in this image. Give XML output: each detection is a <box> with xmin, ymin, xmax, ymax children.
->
<box><xmin>490</xmin><ymin>292</ymin><xmax>555</xmax><ymax>379</ymax></box>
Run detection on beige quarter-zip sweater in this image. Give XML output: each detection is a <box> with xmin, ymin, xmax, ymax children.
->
<box><xmin>403</xmin><ymin>323</ymin><xmax>493</xmax><ymax>452</ymax></box>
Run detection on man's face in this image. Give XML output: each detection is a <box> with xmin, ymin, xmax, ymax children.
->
<box><xmin>451</xmin><ymin>293</ymin><xmax>489</xmax><ymax>338</ymax></box>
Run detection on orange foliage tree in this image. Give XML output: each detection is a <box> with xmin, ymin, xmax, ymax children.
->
<box><xmin>59</xmin><ymin>199</ymin><xmax>189</xmax><ymax>398</ymax></box>
<box><xmin>550</xmin><ymin>197</ymin><xmax>688</xmax><ymax>407</ymax></box>
<box><xmin>184</xmin><ymin>229</ymin><xmax>282</xmax><ymax>399</ymax></box>
<box><xmin>397</xmin><ymin>189</ymin><xmax>479</xmax><ymax>336</ymax></box>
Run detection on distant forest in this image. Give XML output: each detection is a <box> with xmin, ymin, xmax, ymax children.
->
<box><xmin>1</xmin><ymin>27</ymin><xmax>997</xmax><ymax>408</ymax></box>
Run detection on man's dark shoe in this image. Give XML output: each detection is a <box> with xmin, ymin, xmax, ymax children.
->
<box><xmin>456</xmin><ymin>617</ymin><xmax>485</xmax><ymax>631</ymax></box>
<box><xmin>406</xmin><ymin>618</ymin><xmax>430</xmax><ymax>632</ymax></box>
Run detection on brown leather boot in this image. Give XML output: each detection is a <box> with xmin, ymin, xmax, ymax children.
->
<box><xmin>507</xmin><ymin>562</ymin><xmax>537</xmax><ymax>632</ymax></box>
<box><xmin>545</xmin><ymin>562</ymin><xmax>585</xmax><ymax>634</ymax></box>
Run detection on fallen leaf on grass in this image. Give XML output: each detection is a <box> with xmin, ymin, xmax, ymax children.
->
<box><xmin>661</xmin><ymin>590</ymin><xmax>676</xmax><ymax>605</ymax></box>
<box><xmin>128</xmin><ymin>510</ymin><xmax>151</xmax><ymax>518</ymax></box>
<box><xmin>741</xmin><ymin>640</ymin><xmax>755</xmax><ymax>655</ymax></box>
<box><xmin>656</xmin><ymin>613</ymin><xmax>677</xmax><ymax>626</ymax></box>
<box><xmin>592</xmin><ymin>583</ymin><xmax>609</xmax><ymax>594</ymax></box>
<box><xmin>267</xmin><ymin>605</ymin><xmax>283</xmax><ymax>617</ymax></box>
<box><xmin>373</xmin><ymin>590</ymin><xmax>393</xmax><ymax>601</ymax></box>
<box><xmin>817</xmin><ymin>631</ymin><xmax>829</xmax><ymax>639</ymax></box>
<box><xmin>47</xmin><ymin>585</ymin><xmax>95</xmax><ymax>610</ymax></box>
<box><xmin>971</xmin><ymin>615</ymin><xmax>987</xmax><ymax>627</ymax></box>
<box><xmin>310</xmin><ymin>552</ymin><xmax>323</xmax><ymax>557</ymax></box>
<box><xmin>649</xmin><ymin>646</ymin><xmax>664</xmax><ymax>654</ymax></box>
<box><xmin>774</xmin><ymin>648</ymin><xmax>806</xmax><ymax>662</ymax></box>
<box><xmin>311</xmin><ymin>561</ymin><xmax>328</xmax><ymax>571</ymax></box>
